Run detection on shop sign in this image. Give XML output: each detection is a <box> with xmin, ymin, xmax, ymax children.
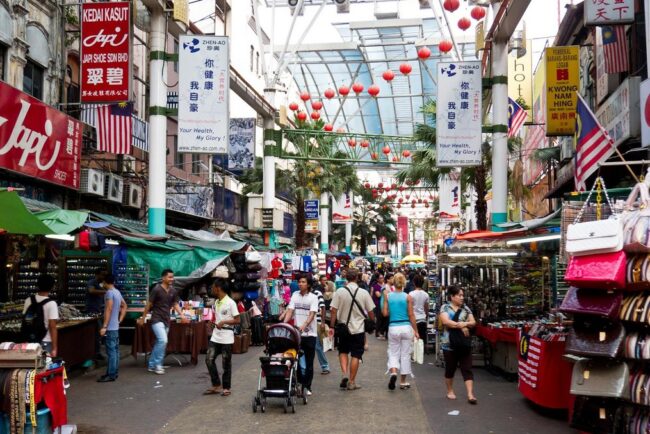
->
<box><xmin>80</xmin><ymin>2</ymin><xmax>131</xmax><ymax>103</ymax></box>
<box><xmin>595</xmin><ymin>28</ymin><xmax>612</xmax><ymax>103</ymax></box>
<box><xmin>545</xmin><ymin>46</ymin><xmax>579</xmax><ymax>136</ymax></box>
<box><xmin>584</xmin><ymin>0</ymin><xmax>634</xmax><ymax>26</ymax></box>
<box><xmin>397</xmin><ymin>216</ymin><xmax>409</xmax><ymax>243</ymax></box>
<box><xmin>332</xmin><ymin>192</ymin><xmax>352</xmax><ymax>224</ymax></box>
<box><xmin>641</xmin><ymin>79</ymin><xmax>650</xmax><ymax>148</ymax></box>
<box><xmin>261</xmin><ymin>208</ymin><xmax>274</xmax><ymax>229</ymax></box>
<box><xmin>508</xmin><ymin>41</ymin><xmax>533</xmax><ymax>122</ymax></box>
<box><xmin>178</xmin><ymin>35</ymin><xmax>229</xmax><ymax>153</ymax></box>
<box><xmin>304</xmin><ymin>219</ymin><xmax>319</xmax><ymax>233</ymax></box>
<box><xmin>596</xmin><ymin>76</ymin><xmax>641</xmax><ymax>148</ymax></box>
<box><xmin>0</xmin><ymin>81</ymin><xmax>81</xmax><ymax>189</ymax></box>
<box><xmin>304</xmin><ymin>199</ymin><xmax>319</xmax><ymax>220</ymax></box>
<box><xmin>436</xmin><ymin>61</ymin><xmax>482</xmax><ymax>167</ymax></box>
<box><xmin>439</xmin><ymin>175</ymin><xmax>461</xmax><ymax>223</ymax></box>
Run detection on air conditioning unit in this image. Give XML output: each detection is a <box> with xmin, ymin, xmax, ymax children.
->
<box><xmin>123</xmin><ymin>183</ymin><xmax>143</xmax><ymax>208</ymax></box>
<box><xmin>122</xmin><ymin>155</ymin><xmax>136</xmax><ymax>173</ymax></box>
<box><xmin>80</xmin><ymin>169</ymin><xmax>105</xmax><ymax>196</ymax></box>
<box><xmin>105</xmin><ymin>173</ymin><xmax>124</xmax><ymax>203</ymax></box>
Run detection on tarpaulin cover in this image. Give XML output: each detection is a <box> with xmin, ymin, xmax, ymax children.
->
<box><xmin>34</xmin><ymin>209</ymin><xmax>88</xmax><ymax>234</ymax></box>
<box><xmin>0</xmin><ymin>191</ymin><xmax>86</xmax><ymax>235</ymax></box>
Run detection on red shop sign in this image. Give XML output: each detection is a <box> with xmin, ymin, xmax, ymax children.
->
<box><xmin>398</xmin><ymin>216</ymin><xmax>409</xmax><ymax>243</ymax></box>
<box><xmin>80</xmin><ymin>2</ymin><xmax>131</xmax><ymax>103</ymax></box>
<box><xmin>0</xmin><ymin>81</ymin><xmax>81</xmax><ymax>190</ymax></box>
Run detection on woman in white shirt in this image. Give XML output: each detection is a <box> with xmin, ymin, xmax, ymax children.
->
<box><xmin>408</xmin><ymin>274</ymin><xmax>430</xmax><ymax>346</ymax></box>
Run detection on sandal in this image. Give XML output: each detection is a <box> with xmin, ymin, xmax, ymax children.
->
<box><xmin>446</xmin><ymin>393</ymin><xmax>457</xmax><ymax>400</ymax></box>
<box><xmin>388</xmin><ymin>374</ymin><xmax>397</xmax><ymax>391</ymax></box>
<box><xmin>400</xmin><ymin>383</ymin><xmax>411</xmax><ymax>389</ymax></box>
<box><xmin>340</xmin><ymin>377</ymin><xmax>349</xmax><ymax>389</ymax></box>
<box><xmin>203</xmin><ymin>387</ymin><xmax>222</xmax><ymax>395</ymax></box>
<box><xmin>221</xmin><ymin>389</ymin><xmax>231</xmax><ymax>396</ymax></box>
<box><xmin>468</xmin><ymin>398</ymin><xmax>477</xmax><ymax>405</ymax></box>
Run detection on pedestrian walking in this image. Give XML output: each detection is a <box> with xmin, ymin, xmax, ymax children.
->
<box><xmin>439</xmin><ymin>286</ymin><xmax>477</xmax><ymax>404</ymax></box>
<box><xmin>382</xmin><ymin>273</ymin><xmax>419</xmax><ymax>390</ymax></box>
<box><xmin>98</xmin><ymin>274</ymin><xmax>127</xmax><ymax>382</ymax></box>
<box><xmin>371</xmin><ymin>274</ymin><xmax>385</xmax><ymax>339</ymax></box>
<box><xmin>21</xmin><ymin>274</ymin><xmax>58</xmax><ymax>357</ymax></box>
<box><xmin>329</xmin><ymin>269</ymin><xmax>375</xmax><ymax>391</ymax></box>
<box><xmin>312</xmin><ymin>280</ymin><xmax>330</xmax><ymax>374</ymax></box>
<box><xmin>409</xmin><ymin>274</ymin><xmax>430</xmax><ymax>346</ymax></box>
<box><xmin>204</xmin><ymin>278</ymin><xmax>240</xmax><ymax>396</ymax></box>
<box><xmin>138</xmin><ymin>269</ymin><xmax>184</xmax><ymax>375</ymax></box>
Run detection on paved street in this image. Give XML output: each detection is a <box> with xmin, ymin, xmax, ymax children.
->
<box><xmin>67</xmin><ymin>338</ymin><xmax>575</xmax><ymax>434</ymax></box>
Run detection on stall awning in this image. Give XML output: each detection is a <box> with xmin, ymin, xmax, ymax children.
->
<box><xmin>0</xmin><ymin>191</ymin><xmax>86</xmax><ymax>235</ymax></box>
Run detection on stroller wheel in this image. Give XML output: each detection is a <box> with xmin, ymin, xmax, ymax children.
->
<box><xmin>252</xmin><ymin>397</ymin><xmax>257</xmax><ymax>413</ymax></box>
<box><xmin>260</xmin><ymin>399</ymin><xmax>267</xmax><ymax>413</ymax></box>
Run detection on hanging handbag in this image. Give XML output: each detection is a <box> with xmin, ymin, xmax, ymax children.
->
<box><xmin>559</xmin><ymin>287</ymin><xmax>622</xmax><ymax>319</ymax></box>
<box><xmin>566</xmin><ymin>178</ymin><xmax>623</xmax><ymax>257</ymax></box>
<box><xmin>620</xmin><ymin>293</ymin><xmax>650</xmax><ymax>325</ymax></box>
<box><xmin>565</xmin><ymin>251</ymin><xmax>627</xmax><ymax>290</ymax></box>
<box><xmin>624</xmin><ymin>332</ymin><xmax>650</xmax><ymax>360</ymax></box>
<box><xmin>569</xmin><ymin>396</ymin><xmax>625</xmax><ymax>434</ymax></box>
<box><xmin>628</xmin><ymin>369</ymin><xmax>650</xmax><ymax>406</ymax></box>
<box><xmin>622</xmin><ymin>183</ymin><xmax>650</xmax><ymax>253</ymax></box>
<box><xmin>626</xmin><ymin>254</ymin><xmax>650</xmax><ymax>290</ymax></box>
<box><xmin>565</xmin><ymin>319</ymin><xmax>625</xmax><ymax>359</ymax></box>
<box><xmin>570</xmin><ymin>359</ymin><xmax>630</xmax><ymax>398</ymax></box>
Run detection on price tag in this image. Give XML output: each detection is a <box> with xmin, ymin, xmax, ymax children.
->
<box><xmin>584</xmin><ymin>370</ymin><xmax>590</xmax><ymax>380</ymax></box>
<box><xmin>599</xmin><ymin>408</ymin><xmax>606</xmax><ymax>419</ymax></box>
<box><xmin>599</xmin><ymin>331</ymin><xmax>606</xmax><ymax>342</ymax></box>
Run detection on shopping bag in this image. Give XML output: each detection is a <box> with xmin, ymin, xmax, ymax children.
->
<box><xmin>411</xmin><ymin>338</ymin><xmax>424</xmax><ymax>365</ymax></box>
<box><xmin>322</xmin><ymin>336</ymin><xmax>333</xmax><ymax>352</ymax></box>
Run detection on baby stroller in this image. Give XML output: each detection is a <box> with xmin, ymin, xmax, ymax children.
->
<box><xmin>252</xmin><ymin>323</ymin><xmax>307</xmax><ymax>413</ymax></box>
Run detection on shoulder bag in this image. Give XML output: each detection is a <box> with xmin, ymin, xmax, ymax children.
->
<box><xmin>447</xmin><ymin>306</ymin><xmax>472</xmax><ymax>355</ymax></box>
<box><xmin>565</xmin><ymin>250</ymin><xmax>627</xmax><ymax>290</ymax></box>
<box><xmin>569</xmin><ymin>396</ymin><xmax>625</xmax><ymax>434</ymax></box>
<box><xmin>559</xmin><ymin>287</ymin><xmax>622</xmax><ymax>319</ymax></box>
<box><xmin>622</xmin><ymin>183</ymin><xmax>650</xmax><ymax>253</ymax></box>
<box><xmin>565</xmin><ymin>319</ymin><xmax>625</xmax><ymax>359</ymax></box>
<box><xmin>570</xmin><ymin>359</ymin><xmax>629</xmax><ymax>398</ymax></box>
<box><xmin>345</xmin><ymin>286</ymin><xmax>376</xmax><ymax>334</ymax></box>
<box><xmin>335</xmin><ymin>287</ymin><xmax>359</xmax><ymax>338</ymax></box>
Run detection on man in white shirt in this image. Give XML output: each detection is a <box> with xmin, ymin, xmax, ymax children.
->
<box><xmin>409</xmin><ymin>274</ymin><xmax>430</xmax><ymax>346</ymax></box>
<box><xmin>23</xmin><ymin>274</ymin><xmax>59</xmax><ymax>357</ymax></box>
<box><xmin>204</xmin><ymin>278</ymin><xmax>240</xmax><ymax>396</ymax></box>
<box><xmin>283</xmin><ymin>275</ymin><xmax>319</xmax><ymax>396</ymax></box>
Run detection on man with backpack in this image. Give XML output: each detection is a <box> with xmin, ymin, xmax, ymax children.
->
<box><xmin>22</xmin><ymin>274</ymin><xmax>59</xmax><ymax>357</ymax></box>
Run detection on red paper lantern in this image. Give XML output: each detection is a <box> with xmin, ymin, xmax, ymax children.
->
<box><xmin>391</xmin><ymin>183</ymin><xmax>397</xmax><ymax>189</ymax></box>
<box><xmin>417</xmin><ymin>47</ymin><xmax>431</xmax><ymax>60</ymax></box>
<box><xmin>338</xmin><ymin>85</ymin><xmax>350</xmax><ymax>96</ymax></box>
<box><xmin>439</xmin><ymin>40</ymin><xmax>453</xmax><ymax>53</ymax></box>
<box><xmin>406</xmin><ymin>194</ymin><xmax>411</xmax><ymax>200</ymax></box>
<box><xmin>289</xmin><ymin>102</ymin><xmax>299</xmax><ymax>111</ymax></box>
<box><xmin>371</xmin><ymin>152</ymin><xmax>378</xmax><ymax>160</ymax></box>
<box><xmin>383</xmin><ymin>205</ymin><xmax>389</xmax><ymax>210</ymax></box>
<box><xmin>397</xmin><ymin>204</ymin><xmax>401</xmax><ymax>209</ymax></box>
<box><xmin>378</xmin><ymin>182</ymin><xmax>384</xmax><ymax>189</ymax></box>
<box><xmin>324</xmin><ymin>88</ymin><xmax>336</xmax><ymax>99</ymax></box>
<box><xmin>311</xmin><ymin>111</ymin><xmax>320</xmax><ymax>120</ymax></box>
<box><xmin>364</xmin><ymin>182</ymin><xmax>371</xmax><ymax>189</ymax></box>
<box><xmin>471</xmin><ymin>5</ymin><xmax>486</xmax><ymax>21</ymax></box>
<box><xmin>360</xmin><ymin>139</ymin><xmax>370</xmax><ymax>148</ymax></box>
<box><xmin>443</xmin><ymin>0</ymin><xmax>459</xmax><ymax>12</ymax></box>
<box><xmin>399</xmin><ymin>186</ymin><xmax>405</xmax><ymax>192</ymax></box>
<box><xmin>382</xmin><ymin>70</ymin><xmax>395</xmax><ymax>82</ymax></box>
<box><xmin>372</xmin><ymin>189</ymin><xmax>378</xmax><ymax>195</ymax></box>
<box><xmin>311</xmin><ymin>101</ymin><xmax>323</xmax><ymax>111</ymax></box>
<box><xmin>348</xmin><ymin>138</ymin><xmax>356</xmax><ymax>147</ymax></box>
<box><xmin>368</xmin><ymin>85</ymin><xmax>380</xmax><ymax>97</ymax></box>
<box><xmin>297</xmin><ymin>111</ymin><xmax>307</xmax><ymax>121</ymax></box>
<box><xmin>425</xmin><ymin>203</ymin><xmax>430</xmax><ymax>208</ymax></box>
<box><xmin>392</xmin><ymin>156</ymin><xmax>399</xmax><ymax>162</ymax></box>
<box><xmin>300</xmin><ymin>91</ymin><xmax>310</xmax><ymax>101</ymax></box>
<box><xmin>398</xmin><ymin>198</ymin><xmax>403</xmax><ymax>203</ymax></box>
<box><xmin>324</xmin><ymin>123</ymin><xmax>333</xmax><ymax>132</ymax></box>
<box><xmin>402</xmin><ymin>150</ymin><xmax>411</xmax><ymax>158</ymax></box>
<box><xmin>382</xmin><ymin>146</ymin><xmax>391</xmax><ymax>155</ymax></box>
<box><xmin>418</xmin><ymin>198</ymin><xmax>423</xmax><ymax>204</ymax></box>
<box><xmin>352</xmin><ymin>83</ymin><xmax>364</xmax><ymax>94</ymax></box>
<box><xmin>399</xmin><ymin>63</ymin><xmax>412</xmax><ymax>75</ymax></box>
<box><xmin>411</xmin><ymin>203</ymin><xmax>416</xmax><ymax>208</ymax></box>
<box><xmin>458</xmin><ymin>17</ymin><xmax>471</xmax><ymax>31</ymax></box>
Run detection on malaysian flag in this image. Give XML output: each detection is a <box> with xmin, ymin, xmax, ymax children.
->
<box><xmin>96</xmin><ymin>103</ymin><xmax>133</xmax><ymax>154</ymax></box>
<box><xmin>574</xmin><ymin>93</ymin><xmax>615</xmax><ymax>192</ymax></box>
<box><xmin>518</xmin><ymin>335</ymin><xmax>542</xmax><ymax>389</ymax></box>
<box><xmin>508</xmin><ymin>97</ymin><xmax>527</xmax><ymax>138</ymax></box>
<box><xmin>602</xmin><ymin>26</ymin><xmax>628</xmax><ymax>74</ymax></box>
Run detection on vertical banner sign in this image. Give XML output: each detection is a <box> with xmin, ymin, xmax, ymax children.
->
<box><xmin>304</xmin><ymin>199</ymin><xmax>320</xmax><ymax>233</ymax></box>
<box><xmin>595</xmin><ymin>28</ymin><xmax>610</xmax><ymax>103</ymax></box>
<box><xmin>438</xmin><ymin>176</ymin><xmax>461</xmax><ymax>222</ymax></box>
<box><xmin>642</xmin><ymin>79</ymin><xmax>650</xmax><ymax>148</ymax></box>
<box><xmin>523</xmin><ymin>64</ymin><xmax>547</xmax><ymax>184</ymax></box>
<box><xmin>228</xmin><ymin>118</ymin><xmax>255</xmax><ymax>173</ymax></box>
<box><xmin>584</xmin><ymin>0</ymin><xmax>634</xmax><ymax>25</ymax></box>
<box><xmin>508</xmin><ymin>42</ymin><xmax>533</xmax><ymax>122</ymax></box>
<box><xmin>178</xmin><ymin>36</ymin><xmax>229</xmax><ymax>153</ymax></box>
<box><xmin>332</xmin><ymin>193</ymin><xmax>353</xmax><ymax>224</ymax></box>
<box><xmin>545</xmin><ymin>46</ymin><xmax>579</xmax><ymax>136</ymax></box>
<box><xmin>397</xmin><ymin>216</ymin><xmax>409</xmax><ymax>244</ymax></box>
<box><xmin>0</xmin><ymin>81</ymin><xmax>82</xmax><ymax>189</ymax></box>
<box><xmin>80</xmin><ymin>2</ymin><xmax>131</xmax><ymax>103</ymax></box>
<box><xmin>436</xmin><ymin>61</ymin><xmax>482</xmax><ymax>167</ymax></box>
<box><xmin>596</xmin><ymin>77</ymin><xmax>641</xmax><ymax>148</ymax></box>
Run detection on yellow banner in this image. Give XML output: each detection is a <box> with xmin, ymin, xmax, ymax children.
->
<box><xmin>475</xmin><ymin>22</ymin><xmax>485</xmax><ymax>58</ymax></box>
<box><xmin>173</xmin><ymin>0</ymin><xmax>189</xmax><ymax>26</ymax></box>
<box><xmin>508</xmin><ymin>41</ymin><xmax>533</xmax><ymax>122</ymax></box>
<box><xmin>545</xmin><ymin>46</ymin><xmax>579</xmax><ymax>136</ymax></box>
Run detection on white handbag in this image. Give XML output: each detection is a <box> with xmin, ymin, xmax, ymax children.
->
<box><xmin>621</xmin><ymin>183</ymin><xmax>650</xmax><ymax>253</ymax></box>
<box><xmin>566</xmin><ymin>177</ymin><xmax>624</xmax><ymax>257</ymax></box>
<box><xmin>245</xmin><ymin>250</ymin><xmax>262</xmax><ymax>264</ymax></box>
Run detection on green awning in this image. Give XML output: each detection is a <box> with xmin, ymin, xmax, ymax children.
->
<box><xmin>0</xmin><ymin>192</ymin><xmax>86</xmax><ymax>235</ymax></box>
<box><xmin>34</xmin><ymin>209</ymin><xmax>88</xmax><ymax>234</ymax></box>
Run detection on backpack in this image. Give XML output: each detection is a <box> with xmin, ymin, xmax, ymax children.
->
<box><xmin>20</xmin><ymin>295</ymin><xmax>54</xmax><ymax>343</ymax></box>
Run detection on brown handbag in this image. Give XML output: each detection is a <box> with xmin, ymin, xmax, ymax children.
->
<box><xmin>565</xmin><ymin>319</ymin><xmax>625</xmax><ymax>359</ymax></box>
<box><xmin>559</xmin><ymin>287</ymin><xmax>622</xmax><ymax>319</ymax></box>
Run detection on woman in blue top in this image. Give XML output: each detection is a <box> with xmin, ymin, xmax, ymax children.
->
<box><xmin>382</xmin><ymin>273</ymin><xmax>419</xmax><ymax>390</ymax></box>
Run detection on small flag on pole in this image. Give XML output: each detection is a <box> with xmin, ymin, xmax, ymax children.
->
<box><xmin>96</xmin><ymin>102</ymin><xmax>133</xmax><ymax>154</ymax></box>
<box><xmin>507</xmin><ymin>97</ymin><xmax>527</xmax><ymax>138</ymax></box>
<box><xmin>602</xmin><ymin>26</ymin><xmax>628</xmax><ymax>74</ymax></box>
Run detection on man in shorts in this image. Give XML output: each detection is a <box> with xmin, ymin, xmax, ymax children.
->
<box><xmin>329</xmin><ymin>269</ymin><xmax>375</xmax><ymax>391</ymax></box>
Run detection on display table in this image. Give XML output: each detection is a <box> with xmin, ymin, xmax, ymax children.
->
<box><xmin>131</xmin><ymin>321</ymin><xmax>209</xmax><ymax>365</ymax></box>
<box><xmin>57</xmin><ymin>319</ymin><xmax>97</xmax><ymax>367</ymax></box>
<box><xmin>476</xmin><ymin>325</ymin><xmax>520</xmax><ymax>346</ymax></box>
<box><xmin>476</xmin><ymin>325</ymin><xmax>520</xmax><ymax>374</ymax></box>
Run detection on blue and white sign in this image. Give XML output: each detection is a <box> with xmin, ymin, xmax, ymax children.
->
<box><xmin>436</xmin><ymin>61</ymin><xmax>482</xmax><ymax>167</ymax></box>
<box><xmin>305</xmin><ymin>200</ymin><xmax>319</xmax><ymax>219</ymax></box>
<box><xmin>178</xmin><ymin>36</ymin><xmax>229</xmax><ymax>153</ymax></box>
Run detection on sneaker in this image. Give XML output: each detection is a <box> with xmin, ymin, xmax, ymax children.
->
<box><xmin>388</xmin><ymin>374</ymin><xmax>397</xmax><ymax>391</ymax></box>
<box><xmin>305</xmin><ymin>388</ymin><xmax>313</xmax><ymax>396</ymax></box>
<box><xmin>155</xmin><ymin>368</ymin><xmax>165</xmax><ymax>375</ymax></box>
<box><xmin>340</xmin><ymin>377</ymin><xmax>349</xmax><ymax>389</ymax></box>
<box><xmin>97</xmin><ymin>375</ymin><xmax>115</xmax><ymax>383</ymax></box>
<box><xmin>147</xmin><ymin>367</ymin><xmax>156</xmax><ymax>373</ymax></box>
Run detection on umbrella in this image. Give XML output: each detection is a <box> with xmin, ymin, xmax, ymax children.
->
<box><xmin>400</xmin><ymin>254</ymin><xmax>425</xmax><ymax>264</ymax></box>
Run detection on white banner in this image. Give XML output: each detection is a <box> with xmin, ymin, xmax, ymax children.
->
<box><xmin>439</xmin><ymin>175</ymin><xmax>461</xmax><ymax>222</ymax></box>
<box><xmin>641</xmin><ymin>79</ymin><xmax>650</xmax><ymax>148</ymax></box>
<box><xmin>178</xmin><ymin>36</ymin><xmax>229</xmax><ymax>153</ymax></box>
<box><xmin>332</xmin><ymin>192</ymin><xmax>353</xmax><ymax>224</ymax></box>
<box><xmin>436</xmin><ymin>61</ymin><xmax>482</xmax><ymax>167</ymax></box>
<box><xmin>584</xmin><ymin>0</ymin><xmax>634</xmax><ymax>25</ymax></box>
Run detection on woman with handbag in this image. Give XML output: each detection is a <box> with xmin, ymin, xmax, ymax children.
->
<box><xmin>439</xmin><ymin>286</ymin><xmax>477</xmax><ymax>404</ymax></box>
<box><xmin>382</xmin><ymin>273</ymin><xmax>419</xmax><ymax>390</ymax></box>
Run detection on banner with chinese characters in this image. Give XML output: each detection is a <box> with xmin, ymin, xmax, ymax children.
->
<box><xmin>80</xmin><ymin>2</ymin><xmax>131</xmax><ymax>103</ymax></box>
<box><xmin>438</xmin><ymin>175</ymin><xmax>461</xmax><ymax>223</ymax></box>
<box><xmin>0</xmin><ymin>81</ymin><xmax>81</xmax><ymax>189</ymax></box>
<box><xmin>436</xmin><ymin>61</ymin><xmax>482</xmax><ymax>167</ymax></box>
<box><xmin>508</xmin><ymin>42</ymin><xmax>533</xmax><ymax>122</ymax></box>
<box><xmin>178</xmin><ymin>36</ymin><xmax>229</xmax><ymax>153</ymax></box>
<box><xmin>585</xmin><ymin>0</ymin><xmax>634</xmax><ymax>26</ymax></box>
<box><xmin>228</xmin><ymin>118</ymin><xmax>255</xmax><ymax>174</ymax></box>
<box><xmin>397</xmin><ymin>216</ymin><xmax>409</xmax><ymax>243</ymax></box>
<box><xmin>332</xmin><ymin>192</ymin><xmax>353</xmax><ymax>224</ymax></box>
<box><xmin>545</xmin><ymin>46</ymin><xmax>579</xmax><ymax>136</ymax></box>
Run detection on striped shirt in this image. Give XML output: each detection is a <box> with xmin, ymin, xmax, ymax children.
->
<box><xmin>312</xmin><ymin>289</ymin><xmax>325</xmax><ymax>324</ymax></box>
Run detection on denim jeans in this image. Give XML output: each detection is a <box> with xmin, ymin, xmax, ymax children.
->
<box><xmin>105</xmin><ymin>330</ymin><xmax>120</xmax><ymax>379</ymax></box>
<box><xmin>315</xmin><ymin>337</ymin><xmax>329</xmax><ymax>371</ymax></box>
<box><xmin>149</xmin><ymin>322</ymin><xmax>169</xmax><ymax>370</ymax></box>
<box><xmin>205</xmin><ymin>341</ymin><xmax>233</xmax><ymax>389</ymax></box>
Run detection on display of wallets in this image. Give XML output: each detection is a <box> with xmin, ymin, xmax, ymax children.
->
<box><xmin>620</xmin><ymin>293</ymin><xmax>650</xmax><ymax>325</ymax></box>
<box><xmin>624</xmin><ymin>332</ymin><xmax>650</xmax><ymax>360</ymax></box>
<box><xmin>627</xmin><ymin>255</ymin><xmax>650</xmax><ymax>290</ymax></box>
<box><xmin>629</xmin><ymin>369</ymin><xmax>650</xmax><ymax>406</ymax></box>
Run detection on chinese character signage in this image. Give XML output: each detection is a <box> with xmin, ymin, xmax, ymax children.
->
<box><xmin>178</xmin><ymin>36</ymin><xmax>229</xmax><ymax>154</ymax></box>
<box><xmin>596</xmin><ymin>76</ymin><xmax>641</xmax><ymax>148</ymax></box>
<box><xmin>0</xmin><ymin>81</ymin><xmax>81</xmax><ymax>189</ymax></box>
<box><xmin>228</xmin><ymin>118</ymin><xmax>255</xmax><ymax>173</ymax></box>
<box><xmin>508</xmin><ymin>42</ymin><xmax>533</xmax><ymax>122</ymax></box>
<box><xmin>80</xmin><ymin>2</ymin><xmax>131</xmax><ymax>103</ymax></box>
<box><xmin>436</xmin><ymin>61</ymin><xmax>482</xmax><ymax>167</ymax></box>
<box><xmin>641</xmin><ymin>79</ymin><xmax>650</xmax><ymax>148</ymax></box>
<box><xmin>332</xmin><ymin>193</ymin><xmax>353</xmax><ymax>224</ymax></box>
<box><xmin>585</xmin><ymin>0</ymin><xmax>634</xmax><ymax>26</ymax></box>
<box><xmin>438</xmin><ymin>175</ymin><xmax>461</xmax><ymax>223</ymax></box>
<box><xmin>397</xmin><ymin>216</ymin><xmax>409</xmax><ymax>243</ymax></box>
<box><xmin>545</xmin><ymin>46</ymin><xmax>579</xmax><ymax>136</ymax></box>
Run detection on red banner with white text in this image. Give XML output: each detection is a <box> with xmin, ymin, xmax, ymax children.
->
<box><xmin>0</xmin><ymin>81</ymin><xmax>81</xmax><ymax>189</ymax></box>
<box><xmin>398</xmin><ymin>216</ymin><xmax>409</xmax><ymax>244</ymax></box>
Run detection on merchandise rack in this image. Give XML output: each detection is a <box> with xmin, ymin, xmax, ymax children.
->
<box><xmin>115</xmin><ymin>264</ymin><xmax>149</xmax><ymax>312</ymax></box>
<box><xmin>12</xmin><ymin>261</ymin><xmax>59</xmax><ymax>302</ymax></box>
<box><xmin>59</xmin><ymin>253</ymin><xmax>111</xmax><ymax>307</ymax></box>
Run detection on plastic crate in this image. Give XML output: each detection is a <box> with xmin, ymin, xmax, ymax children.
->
<box><xmin>0</xmin><ymin>408</ymin><xmax>52</xmax><ymax>434</ymax></box>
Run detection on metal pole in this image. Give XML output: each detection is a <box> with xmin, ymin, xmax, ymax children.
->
<box><xmin>147</xmin><ymin>10</ymin><xmax>167</xmax><ymax>235</ymax></box>
<box><xmin>273</xmin><ymin>0</ymin><xmax>305</xmax><ymax>85</ymax></box>
<box><xmin>345</xmin><ymin>222</ymin><xmax>352</xmax><ymax>253</ymax></box>
<box><xmin>320</xmin><ymin>192</ymin><xmax>329</xmax><ymax>252</ymax></box>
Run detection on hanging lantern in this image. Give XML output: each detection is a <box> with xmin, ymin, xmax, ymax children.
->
<box><xmin>443</xmin><ymin>0</ymin><xmax>459</xmax><ymax>12</ymax></box>
<box><xmin>364</xmin><ymin>182</ymin><xmax>371</xmax><ymax>189</ymax></box>
<box><xmin>399</xmin><ymin>63</ymin><xmax>412</xmax><ymax>75</ymax></box>
<box><xmin>458</xmin><ymin>17</ymin><xmax>471</xmax><ymax>31</ymax></box>
<box><xmin>324</xmin><ymin>123</ymin><xmax>333</xmax><ymax>132</ymax></box>
<box><xmin>392</xmin><ymin>156</ymin><xmax>399</xmax><ymax>162</ymax></box>
<box><xmin>289</xmin><ymin>102</ymin><xmax>299</xmax><ymax>111</ymax></box>
<box><xmin>418</xmin><ymin>198</ymin><xmax>423</xmax><ymax>204</ymax></box>
<box><xmin>397</xmin><ymin>204</ymin><xmax>401</xmax><ymax>209</ymax></box>
<box><xmin>417</xmin><ymin>47</ymin><xmax>431</xmax><ymax>60</ymax></box>
<box><xmin>382</xmin><ymin>146</ymin><xmax>391</xmax><ymax>155</ymax></box>
<box><xmin>360</xmin><ymin>139</ymin><xmax>370</xmax><ymax>148</ymax></box>
<box><xmin>471</xmin><ymin>5</ymin><xmax>486</xmax><ymax>21</ymax></box>
<box><xmin>297</xmin><ymin>111</ymin><xmax>307</xmax><ymax>121</ymax></box>
<box><xmin>371</xmin><ymin>152</ymin><xmax>378</xmax><ymax>160</ymax></box>
<box><xmin>391</xmin><ymin>183</ymin><xmax>397</xmax><ymax>189</ymax></box>
<box><xmin>383</xmin><ymin>205</ymin><xmax>389</xmax><ymax>210</ymax></box>
<box><xmin>425</xmin><ymin>203</ymin><xmax>430</xmax><ymax>208</ymax></box>
<box><xmin>368</xmin><ymin>85</ymin><xmax>380</xmax><ymax>97</ymax></box>
<box><xmin>372</xmin><ymin>189</ymin><xmax>378</xmax><ymax>195</ymax></box>
<box><xmin>439</xmin><ymin>40</ymin><xmax>453</xmax><ymax>53</ymax></box>
<box><xmin>324</xmin><ymin>88</ymin><xmax>336</xmax><ymax>99</ymax></box>
<box><xmin>338</xmin><ymin>85</ymin><xmax>350</xmax><ymax>96</ymax></box>
<box><xmin>311</xmin><ymin>111</ymin><xmax>320</xmax><ymax>120</ymax></box>
<box><xmin>300</xmin><ymin>91</ymin><xmax>310</xmax><ymax>101</ymax></box>
<box><xmin>378</xmin><ymin>182</ymin><xmax>384</xmax><ymax>189</ymax></box>
<box><xmin>398</xmin><ymin>198</ymin><xmax>403</xmax><ymax>203</ymax></box>
<box><xmin>399</xmin><ymin>186</ymin><xmax>405</xmax><ymax>192</ymax></box>
<box><xmin>311</xmin><ymin>101</ymin><xmax>323</xmax><ymax>111</ymax></box>
<box><xmin>411</xmin><ymin>203</ymin><xmax>416</xmax><ymax>208</ymax></box>
<box><xmin>348</xmin><ymin>138</ymin><xmax>356</xmax><ymax>147</ymax></box>
<box><xmin>352</xmin><ymin>83</ymin><xmax>364</xmax><ymax>94</ymax></box>
<box><xmin>382</xmin><ymin>70</ymin><xmax>395</xmax><ymax>82</ymax></box>
<box><xmin>402</xmin><ymin>150</ymin><xmax>411</xmax><ymax>158</ymax></box>
<box><xmin>406</xmin><ymin>194</ymin><xmax>411</xmax><ymax>200</ymax></box>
